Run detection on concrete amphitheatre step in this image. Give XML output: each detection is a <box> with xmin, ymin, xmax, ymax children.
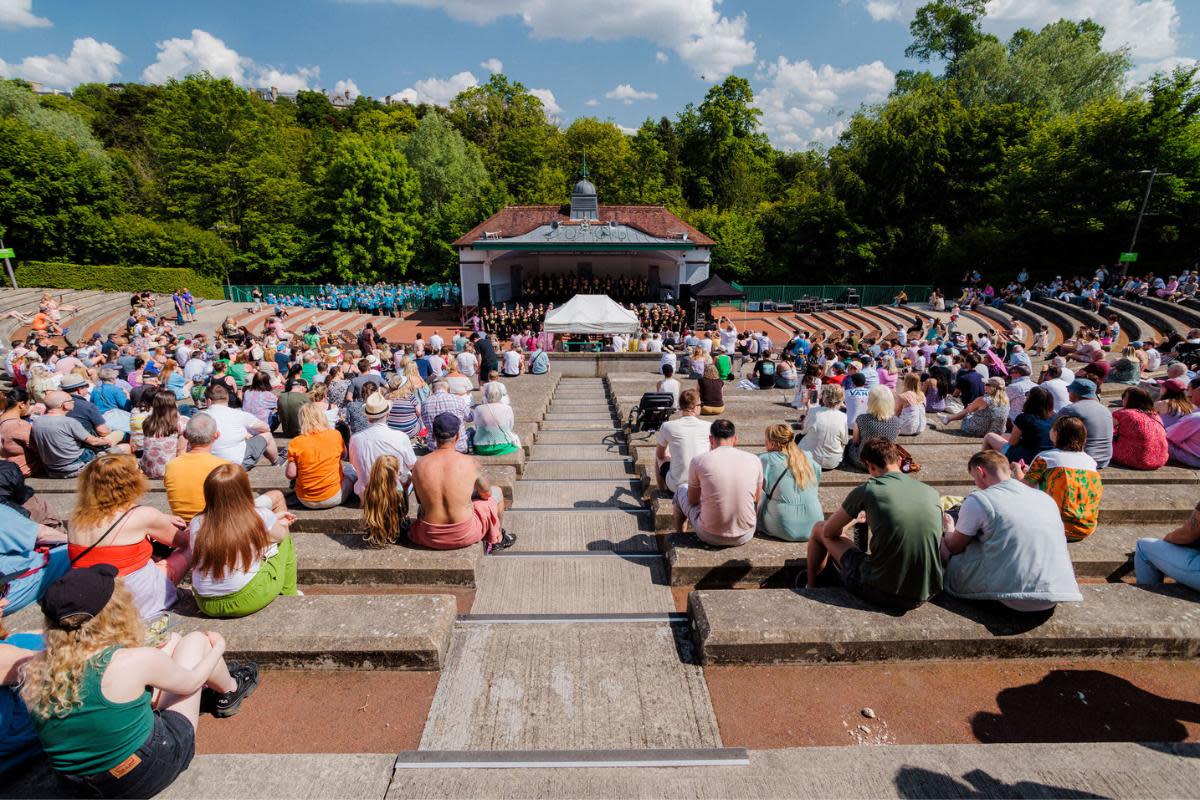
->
<box><xmin>539</xmin><ymin>419</ymin><xmax>621</xmax><ymax>430</ymax></box>
<box><xmin>7</xmin><ymin>743</ymin><xmax>1200</xmax><ymax>799</ymax></box>
<box><xmin>650</xmin><ymin>482</ymin><xmax>1198</xmax><ymax>532</ymax></box>
<box><xmin>542</xmin><ymin>413</ymin><xmax>617</xmax><ymax>423</ymax></box>
<box><xmin>513</xmin><ymin>479</ymin><xmax>643</xmax><ymax>510</ymax></box>
<box><xmin>5</xmin><ymin>594</ymin><xmax>456</xmax><ymax>670</ymax></box>
<box><xmin>689</xmin><ymin>583</ymin><xmax>1200</xmax><ymax>665</ymax></box>
<box><xmin>293</xmin><ymin>532</ymin><xmax>480</xmax><ymax>586</ymax></box>
<box><xmin>664</xmin><ymin>523</ymin><xmax>1151</xmax><ymax>588</ymax></box>
<box><xmin>501</xmin><ymin>509</ymin><xmax>656</xmax><ymax>553</ymax></box>
<box><xmin>535</xmin><ymin>429</ymin><xmax>625</xmax><ymax>445</ymax></box>
<box><xmin>418</xmin><ymin>623</ymin><xmax>719</xmax><ymax>751</ymax></box>
<box><xmin>521</xmin><ymin>460</ymin><xmax>634</xmax><ymax>480</ymax></box>
<box><xmin>530</xmin><ymin>443</ymin><xmax>628</xmax><ymax>460</ymax></box>
<box><xmin>470</xmin><ymin>556</ymin><xmax>674</xmax><ymax>614</ymax></box>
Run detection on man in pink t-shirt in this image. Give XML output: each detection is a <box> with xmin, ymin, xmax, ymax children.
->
<box><xmin>674</xmin><ymin>419</ymin><xmax>762</xmax><ymax>547</ymax></box>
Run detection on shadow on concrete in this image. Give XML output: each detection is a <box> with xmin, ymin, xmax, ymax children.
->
<box><xmin>894</xmin><ymin>765</ymin><xmax>1106</xmax><ymax>799</ymax></box>
<box><xmin>971</xmin><ymin>669</ymin><xmax>1200</xmax><ymax>744</ymax></box>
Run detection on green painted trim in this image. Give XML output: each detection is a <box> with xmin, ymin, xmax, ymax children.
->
<box><xmin>469</xmin><ymin>242</ymin><xmax>697</xmax><ymax>251</ymax></box>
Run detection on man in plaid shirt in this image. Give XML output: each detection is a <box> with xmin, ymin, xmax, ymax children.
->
<box><xmin>421</xmin><ymin>380</ymin><xmax>472</xmax><ymax>452</ymax></box>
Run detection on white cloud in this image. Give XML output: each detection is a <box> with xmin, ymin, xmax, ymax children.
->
<box><xmin>864</xmin><ymin>0</ymin><xmax>902</xmax><ymax>21</ymax></box>
<box><xmin>0</xmin><ymin>0</ymin><xmax>49</xmax><ymax>28</ymax></box>
<box><xmin>1125</xmin><ymin>54</ymin><xmax>1198</xmax><ymax>83</ymax></box>
<box><xmin>755</xmin><ymin>57</ymin><xmax>894</xmax><ymax>150</ymax></box>
<box><xmin>656</xmin><ymin>50</ymin><xmax>669</xmax><ymax>63</ymax></box>
<box><xmin>141</xmin><ymin>29</ymin><xmax>319</xmax><ymax>93</ymax></box>
<box><xmin>810</xmin><ymin>120</ymin><xmax>849</xmax><ymax>145</ymax></box>
<box><xmin>529</xmin><ymin>87</ymin><xmax>562</xmax><ymax>116</ymax></box>
<box><xmin>617</xmin><ymin>124</ymin><xmax>638</xmax><ymax>135</ymax></box>
<box><xmin>585</xmin><ymin>98</ymin><xmax>599</xmax><ymax>106</ymax></box>
<box><xmin>480</xmin><ymin>57</ymin><xmax>504</xmax><ymax>73</ymax></box>
<box><xmin>143</xmin><ymin>29</ymin><xmax>247</xmax><ymax>84</ymax></box>
<box><xmin>605</xmin><ymin>83</ymin><xmax>658</xmax><ymax>103</ymax></box>
<box><xmin>332</xmin><ymin>78</ymin><xmax>361</xmax><ymax>99</ymax></box>
<box><xmin>391</xmin><ymin>70</ymin><xmax>478</xmax><ymax>105</ymax></box>
<box><xmin>256</xmin><ymin>65</ymin><xmax>320</xmax><ymax>93</ymax></box>
<box><xmin>376</xmin><ymin>0</ymin><xmax>756</xmax><ymax>79</ymax></box>
<box><xmin>988</xmin><ymin>0</ymin><xmax>1181</xmax><ymax>61</ymax></box>
<box><xmin>0</xmin><ymin>37</ymin><xmax>123</xmax><ymax>88</ymax></box>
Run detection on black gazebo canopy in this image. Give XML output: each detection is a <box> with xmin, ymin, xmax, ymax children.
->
<box><xmin>689</xmin><ymin>274</ymin><xmax>745</xmax><ymax>300</ymax></box>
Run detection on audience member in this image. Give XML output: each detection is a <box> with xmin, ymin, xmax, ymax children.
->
<box><xmin>276</xmin><ymin>378</ymin><xmax>310</xmax><ymax>438</ymax></box>
<box><xmin>409</xmin><ymin>413</ymin><xmax>512</xmax><ymax>551</ymax></box>
<box><xmin>189</xmin><ymin>464</ymin><xmax>298</xmax><ymax>617</ymax></box>
<box><xmin>349</xmin><ymin>392</ymin><xmax>417</xmax><ymax>499</ymax></box>
<box><xmin>757</xmin><ymin>423</ymin><xmax>822</xmax><ymax>542</ymax></box>
<box><xmin>1111</xmin><ymin>386</ymin><xmax>1169</xmax><ymax>470</ymax></box>
<box><xmin>472</xmin><ymin>382</ymin><xmax>522</xmax><ymax>456</ymax></box>
<box><xmin>204</xmin><ymin>385</ymin><xmax>279</xmax><ymax>471</ymax></box>
<box><xmin>139</xmin><ymin>389</ymin><xmax>187</xmax><ymax>479</ymax></box>
<box><xmin>287</xmin><ymin>404</ymin><xmax>355</xmax><ymax>509</ymax></box>
<box><xmin>941</xmin><ymin>451</ymin><xmax>1082</xmax><ymax>612</ymax></box>
<box><xmin>805</xmin><ymin>438</ymin><xmax>943</xmax><ymax>611</ymax></box>
<box><xmin>1135</xmin><ymin>501</ymin><xmax>1200</xmax><ymax>591</ymax></box>
<box><xmin>846</xmin><ymin>386</ymin><xmax>901</xmax><ymax>470</ymax></box>
<box><xmin>0</xmin><ymin>499</ymin><xmax>68</xmax><ymax>615</ymax></box>
<box><xmin>1012</xmin><ymin>416</ymin><xmax>1102</xmax><ymax>541</ymax></box>
<box><xmin>657</xmin><ymin>364</ymin><xmax>682</xmax><ymax>410</ymax></box>
<box><xmin>1056</xmin><ymin>378</ymin><xmax>1113</xmax><ymax>468</ymax></box>
<box><xmin>944</xmin><ymin>377</ymin><xmax>1008</xmax><ymax>436</ymax></box>
<box><xmin>895</xmin><ymin>373</ymin><xmax>926</xmax><ymax>435</ymax></box>
<box><xmin>655</xmin><ymin>389</ymin><xmax>711</xmax><ymax>495</ymax></box>
<box><xmin>843</xmin><ymin>372</ymin><xmax>870</xmax><ymax>429</ymax></box>
<box><xmin>1165</xmin><ymin>377</ymin><xmax>1200</xmax><ymax>468</ymax></box>
<box><xmin>984</xmin><ymin>385</ymin><xmax>1054</xmax><ymax>466</ymax></box>
<box><xmin>697</xmin><ymin>364</ymin><xmax>725</xmax><ymax>415</ymax></box>
<box><xmin>0</xmin><ymin>388</ymin><xmax>42</xmax><ymax>477</ymax></box>
<box><xmin>1155</xmin><ymin>378</ymin><xmax>1193</xmax><ymax>430</ymax></box>
<box><xmin>21</xmin><ymin>566</ymin><xmax>257</xmax><ymax>797</ymax></box>
<box><xmin>420</xmin><ymin>380</ymin><xmax>471</xmax><ymax>453</ymax></box>
<box><xmin>674</xmin><ymin>419</ymin><xmax>762</xmax><ymax>547</ymax></box>
<box><xmin>799</xmin><ymin>383</ymin><xmax>849</xmax><ymax>470</ymax></box>
<box><xmin>32</xmin><ymin>391</ymin><xmax>131</xmax><ymax>478</ymax></box>
<box><xmin>362</xmin><ymin>455</ymin><xmax>408</xmax><ymax>547</ymax></box>
<box><xmin>68</xmin><ymin>455</ymin><xmax>189</xmax><ymax>621</ymax></box>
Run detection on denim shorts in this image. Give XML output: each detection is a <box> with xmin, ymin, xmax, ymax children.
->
<box><xmin>62</xmin><ymin>710</ymin><xmax>195</xmax><ymax>799</ymax></box>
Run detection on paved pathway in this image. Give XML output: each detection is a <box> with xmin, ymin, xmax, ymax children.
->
<box><xmin>419</xmin><ymin>378</ymin><xmax>723</xmax><ymax>752</ymax></box>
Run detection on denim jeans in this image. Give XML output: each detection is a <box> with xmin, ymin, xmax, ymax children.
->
<box><xmin>1135</xmin><ymin>538</ymin><xmax>1200</xmax><ymax>591</ymax></box>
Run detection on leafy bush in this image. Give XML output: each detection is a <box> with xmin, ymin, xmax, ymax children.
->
<box><xmin>13</xmin><ymin>261</ymin><xmax>223</xmax><ymax>298</ymax></box>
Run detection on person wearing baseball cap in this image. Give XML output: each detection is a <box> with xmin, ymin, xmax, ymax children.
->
<box><xmin>409</xmin><ymin>412</ymin><xmax>515</xmax><ymax>553</ymax></box>
<box><xmin>20</xmin><ymin>565</ymin><xmax>258</xmax><ymax>797</ymax></box>
<box><xmin>1056</xmin><ymin>377</ymin><xmax>1113</xmax><ymax>468</ymax></box>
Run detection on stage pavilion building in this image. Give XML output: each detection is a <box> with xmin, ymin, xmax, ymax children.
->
<box><xmin>454</xmin><ymin>166</ymin><xmax>714</xmax><ymax>308</ymax></box>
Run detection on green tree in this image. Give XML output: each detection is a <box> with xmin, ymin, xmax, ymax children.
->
<box><xmin>680</xmin><ymin>206</ymin><xmax>765</xmax><ymax>280</ymax></box>
<box><xmin>628</xmin><ymin>119</ymin><xmax>685</xmax><ymax>206</ymax></box>
<box><xmin>558</xmin><ymin>117</ymin><xmax>635</xmax><ymax>202</ymax></box>
<box><xmin>676</xmin><ymin>77</ymin><xmax>772</xmax><ymax>210</ymax></box>
<box><xmin>401</xmin><ymin>112</ymin><xmax>500</xmax><ymax>277</ymax></box>
<box><xmin>905</xmin><ymin>0</ymin><xmax>991</xmax><ymax>76</ymax></box>
<box><xmin>323</xmin><ymin>134</ymin><xmax>420</xmax><ymax>282</ymax></box>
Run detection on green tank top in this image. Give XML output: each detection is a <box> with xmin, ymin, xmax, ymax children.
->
<box><xmin>33</xmin><ymin>646</ymin><xmax>155</xmax><ymax>776</ymax></box>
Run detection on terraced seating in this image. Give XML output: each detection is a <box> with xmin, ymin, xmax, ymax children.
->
<box><xmin>6</xmin><ymin>593</ymin><xmax>458</xmax><ymax>669</ymax></box>
<box><xmin>1108</xmin><ymin>297</ymin><xmax>1188</xmax><ymax>339</ymax></box>
<box><xmin>1138</xmin><ymin>294</ymin><xmax>1200</xmax><ymax>329</ymax></box>
<box><xmin>690</xmin><ymin>583</ymin><xmax>1200</xmax><ymax>664</ymax></box>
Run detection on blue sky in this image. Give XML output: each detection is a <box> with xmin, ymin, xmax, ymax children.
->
<box><xmin>1</xmin><ymin>0</ymin><xmax>1196</xmax><ymax>149</ymax></box>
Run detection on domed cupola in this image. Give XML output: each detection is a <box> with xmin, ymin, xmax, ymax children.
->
<box><xmin>569</xmin><ymin>154</ymin><xmax>599</xmax><ymax>220</ymax></box>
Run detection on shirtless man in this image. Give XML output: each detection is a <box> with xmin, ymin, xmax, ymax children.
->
<box><xmin>409</xmin><ymin>413</ymin><xmax>515</xmax><ymax>552</ymax></box>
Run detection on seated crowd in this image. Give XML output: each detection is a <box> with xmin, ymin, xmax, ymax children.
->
<box><xmin>654</xmin><ymin>289</ymin><xmax>1200</xmax><ymax>613</ymax></box>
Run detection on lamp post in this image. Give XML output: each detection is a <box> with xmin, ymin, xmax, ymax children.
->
<box><xmin>1124</xmin><ymin>167</ymin><xmax>1172</xmax><ymax>277</ymax></box>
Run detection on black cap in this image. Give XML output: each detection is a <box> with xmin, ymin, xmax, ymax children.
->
<box><xmin>40</xmin><ymin>564</ymin><xmax>117</xmax><ymax>628</ymax></box>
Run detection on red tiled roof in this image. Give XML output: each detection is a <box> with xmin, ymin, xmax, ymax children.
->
<box><xmin>453</xmin><ymin>205</ymin><xmax>715</xmax><ymax>247</ymax></box>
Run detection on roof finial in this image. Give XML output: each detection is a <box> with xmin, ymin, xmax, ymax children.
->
<box><xmin>579</xmin><ymin>152</ymin><xmax>589</xmax><ymax>180</ymax></box>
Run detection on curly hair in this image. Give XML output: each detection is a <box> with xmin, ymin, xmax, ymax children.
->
<box><xmin>20</xmin><ymin>579</ymin><xmax>144</xmax><ymax>720</ymax></box>
<box><xmin>72</xmin><ymin>454</ymin><xmax>148</xmax><ymax>531</ymax></box>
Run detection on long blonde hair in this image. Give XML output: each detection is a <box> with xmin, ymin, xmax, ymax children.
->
<box><xmin>765</xmin><ymin>423</ymin><xmax>815</xmax><ymax>490</ymax></box>
<box><xmin>362</xmin><ymin>455</ymin><xmax>405</xmax><ymax>547</ymax></box>
<box><xmin>72</xmin><ymin>455</ymin><xmax>148</xmax><ymax>532</ymax></box>
<box><xmin>20</xmin><ymin>579</ymin><xmax>144</xmax><ymax>720</ymax></box>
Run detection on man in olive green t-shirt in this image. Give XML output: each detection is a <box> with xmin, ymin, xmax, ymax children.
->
<box><xmin>805</xmin><ymin>437</ymin><xmax>943</xmax><ymax>610</ymax></box>
<box><xmin>276</xmin><ymin>378</ymin><xmax>311</xmax><ymax>439</ymax></box>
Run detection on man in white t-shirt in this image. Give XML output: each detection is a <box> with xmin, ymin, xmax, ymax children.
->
<box><xmin>843</xmin><ymin>372</ymin><xmax>870</xmax><ymax>429</ymax></box>
<box><xmin>1040</xmin><ymin>364</ymin><xmax>1070</xmax><ymax>412</ymax></box>
<box><xmin>1050</xmin><ymin>356</ymin><xmax>1075</xmax><ymax>385</ymax></box>
<box><xmin>648</xmin><ymin>333</ymin><xmax>663</xmax><ymax>353</ymax></box>
<box><xmin>350</xmin><ymin>393</ymin><xmax>417</xmax><ymax>497</ymax></box>
<box><xmin>718</xmin><ymin>320</ymin><xmax>738</xmax><ymax>352</ymax></box>
<box><xmin>659</xmin><ymin>347</ymin><xmax>678</xmax><ymax>376</ymax></box>
<box><xmin>657</xmin><ymin>364</ymin><xmax>682</xmax><ymax>410</ymax></box>
<box><xmin>655</xmin><ymin>389</ymin><xmax>710</xmax><ymax>494</ymax></box>
<box><xmin>1005</xmin><ymin>364</ymin><xmax>1035</xmax><ymax>420</ymax></box>
<box><xmin>428</xmin><ymin>331</ymin><xmax>444</xmax><ymax>352</ymax></box>
<box><xmin>204</xmin><ymin>383</ymin><xmax>278</xmax><ymax>470</ymax></box>
<box><xmin>501</xmin><ymin>347</ymin><xmax>522</xmax><ymax>377</ymax></box>
<box><xmin>456</xmin><ymin>348</ymin><xmax>478</xmax><ymax>377</ymax></box>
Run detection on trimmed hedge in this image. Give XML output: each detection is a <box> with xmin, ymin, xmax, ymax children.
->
<box><xmin>13</xmin><ymin>262</ymin><xmax>223</xmax><ymax>299</ymax></box>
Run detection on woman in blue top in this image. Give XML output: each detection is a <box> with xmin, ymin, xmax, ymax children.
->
<box><xmin>983</xmin><ymin>386</ymin><xmax>1054</xmax><ymax>467</ymax></box>
<box><xmin>757</xmin><ymin>423</ymin><xmax>823</xmax><ymax>542</ymax></box>
<box><xmin>1</xmin><ymin>596</ymin><xmax>44</xmax><ymax>775</ymax></box>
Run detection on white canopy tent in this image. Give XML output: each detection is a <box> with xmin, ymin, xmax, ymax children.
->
<box><xmin>542</xmin><ymin>294</ymin><xmax>639</xmax><ymax>335</ymax></box>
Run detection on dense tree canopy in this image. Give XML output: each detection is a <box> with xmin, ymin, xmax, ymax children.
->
<box><xmin>0</xmin><ymin>0</ymin><xmax>1196</xmax><ymax>286</ymax></box>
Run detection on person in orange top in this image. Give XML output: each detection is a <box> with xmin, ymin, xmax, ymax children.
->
<box><xmin>1011</xmin><ymin>416</ymin><xmax>1103</xmax><ymax>541</ymax></box>
<box><xmin>286</xmin><ymin>403</ymin><xmax>355</xmax><ymax>508</ymax></box>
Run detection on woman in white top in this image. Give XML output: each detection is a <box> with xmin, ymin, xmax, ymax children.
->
<box><xmin>190</xmin><ymin>463</ymin><xmax>297</xmax><ymax>618</ymax></box>
<box><xmin>895</xmin><ymin>372</ymin><xmax>927</xmax><ymax>435</ymax></box>
<box><xmin>799</xmin><ymin>383</ymin><xmax>849</xmax><ymax>470</ymax></box>
<box><xmin>444</xmin><ymin>360</ymin><xmax>474</xmax><ymax>396</ymax></box>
